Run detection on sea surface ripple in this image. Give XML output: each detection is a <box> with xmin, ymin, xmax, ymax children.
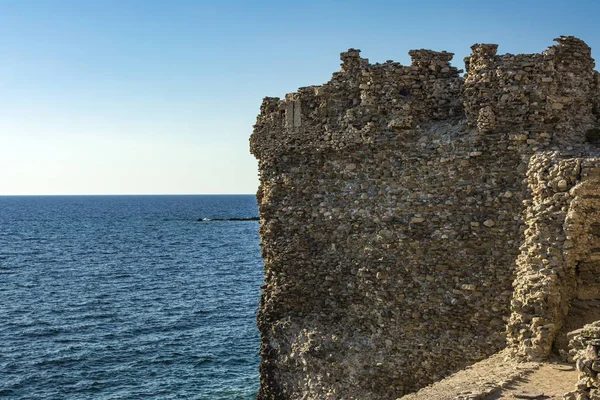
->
<box><xmin>0</xmin><ymin>195</ymin><xmax>263</xmax><ymax>399</ymax></box>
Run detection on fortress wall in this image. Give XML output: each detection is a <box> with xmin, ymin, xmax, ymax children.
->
<box><xmin>508</xmin><ymin>154</ymin><xmax>600</xmax><ymax>360</ymax></box>
<box><xmin>463</xmin><ymin>36</ymin><xmax>597</xmax><ymax>145</ymax></box>
<box><xmin>507</xmin><ymin>152</ymin><xmax>582</xmax><ymax>360</ymax></box>
<box><xmin>250</xmin><ymin>37</ymin><xmax>598</xmax><ymax>399</ymax></box>
<box><xmin>254</xmin><ymin>125</ymin><xmax>526</xmax><ymax>399</ymax></box>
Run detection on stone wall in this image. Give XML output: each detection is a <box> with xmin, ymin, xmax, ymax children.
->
<box><xmin>463</xmin><ymin>36</ymin><xmax>597</xmax><ymax>145</ymax></box>
<box><xmin>508</xmin><ymin>154</ymin><xmax>600</xmax><ymax>360</ymax></box>
<box><xmin>250</xmin><ymin>37</ymin><xmax>600</xmax><ymax>399</ymax></box>
<box><xmin>564</xmin><ymin>321</ymin><xmax>600</xmax><ymax>399</ymax></box>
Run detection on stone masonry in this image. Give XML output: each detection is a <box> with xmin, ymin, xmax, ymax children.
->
<box><xmin>564</xmin><ymin>321</ymin><xmax>600</xmax><ymax>400</ymax></box>
<box><xmin>250</xmin><ymin>37</ymin><xmax>600</xmax><ymax>399</ymax></box>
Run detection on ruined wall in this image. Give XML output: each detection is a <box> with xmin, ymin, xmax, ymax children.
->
<box><xmin>508</xmin><ymin>154</ymin><xmax>600</xmax><ymax>360</ymax></box>
<box><xmin>564</xmin><ymin>320</ymin><xmax>600</xmax><ymax>400</ymax></box>
<box><xmin>464</xmin><ymin>36</ymin><xmax>597</xmax><ymax>145</ymax></box>
<box><xmin>250</xmin><ymin>37</ymin><xmax>599</xmax><ymax>399</ymax></box>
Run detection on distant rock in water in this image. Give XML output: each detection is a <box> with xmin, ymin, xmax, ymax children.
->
<box><xmin>197</xmin><ymin>217</ymin><xmax>259</xmax><ymax>222</ymax></box>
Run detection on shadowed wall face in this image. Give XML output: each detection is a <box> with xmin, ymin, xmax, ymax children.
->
<box><xmin>251</xmin><ymin>37</ymin><xmax>600</xmax><ymax>399</ymax></box>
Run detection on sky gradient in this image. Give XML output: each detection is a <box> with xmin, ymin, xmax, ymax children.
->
<box><xmin>1</xmin><ymin>0</ymin><xmax>599</xmax><ymax>195</ymax></box>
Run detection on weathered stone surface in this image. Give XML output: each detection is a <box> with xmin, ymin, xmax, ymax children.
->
<box><xmin>250</xmin><ymin>36</ymin><xmax>600</xmax><ymax>399</ymax></box>
<box><xmin>564</xmin><ymin>322</ymin><xmax>600</xmax><ymax>399</ymax></box>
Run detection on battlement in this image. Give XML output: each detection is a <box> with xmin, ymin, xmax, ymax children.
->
<box><xmin>251</xmin><ymin>37</ymin><xmax>600</xmax><ymax>161</ymax></box>
<box><xmin>464</xmin><ymin>36</ymin><xmax>597</xmax><ymax>142</ymax></box>
<box><xmin>408</xmin><ymin>48</ymin><xmax>455</xmax><ymax>66</ymax></box>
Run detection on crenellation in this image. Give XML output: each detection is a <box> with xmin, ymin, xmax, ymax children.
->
<box><xmin>463</xmin><ymin>36</ymin><xmax>598</xmax><ymax>147</ymax></box>
<box><xmin>340</xmin><ymin>48</ymin><xmax>366</xmax><ymax>73</ymax></box>
<box><xmin>250</xmin><ymin>37</ymin><xmax>600</xmax><ymax>400</ymax></box>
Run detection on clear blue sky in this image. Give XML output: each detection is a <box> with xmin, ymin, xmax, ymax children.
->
<box><xmin>1</xmin><ymin>0</ymin><xmax>598</xmax><ymax>195</ymax></box>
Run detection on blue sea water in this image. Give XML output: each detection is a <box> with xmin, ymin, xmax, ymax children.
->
<box><xmin>0</xmin><ymin>195</ymin><xmax>263</xmax><ymax>399</ymax></box>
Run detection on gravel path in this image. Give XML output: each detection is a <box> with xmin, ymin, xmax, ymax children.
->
<box><xmin>400</xmin><ymin>349</ymin><xmax>577</xmax><ymax>400</ymax></box>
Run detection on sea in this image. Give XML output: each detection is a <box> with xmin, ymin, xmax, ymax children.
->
<box><xmin>0</xmin><ymin>195</ymin><xmax>263</xmax><ymax>399</ymax></box>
